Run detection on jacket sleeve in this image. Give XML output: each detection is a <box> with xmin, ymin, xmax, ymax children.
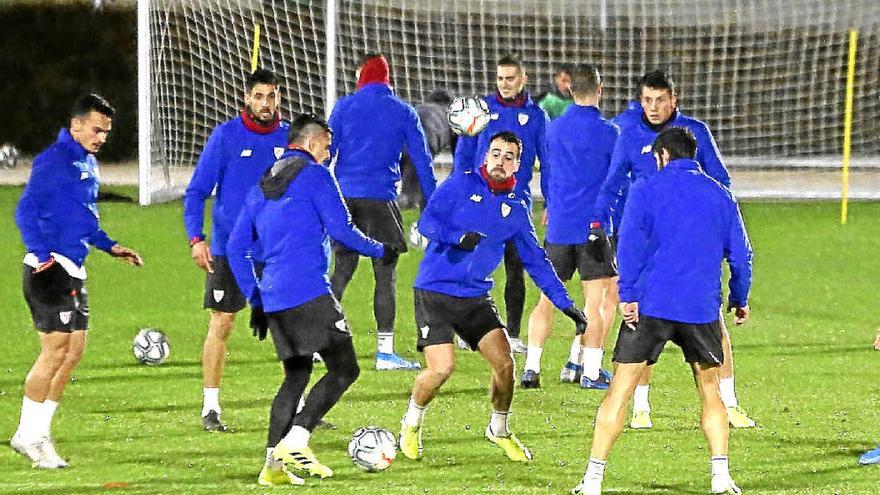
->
<box><xmin>536</xmin><ymin>110</ymin><xmax>551</xmax><ymax>207</ymax></box>
<box><xmin>513</xmin><ymin>211</ymin><xmax>575</xmax><ymax>310</ymax></box>
<box><xmin>592</xmin><ymin>135</ymin><xmax>631</xmax><ymax>228</ymax></box>
<box><xmin>417</xmin><ymin>178</ymin><xmax>467</xmax><ymax>246</ymax></box>
<box><xmin>226</xmin><ymin>196</ymin><xmax>260</xmax><ymax>304</ymax></box>
<box><xmin>453</xmin><ymin>134</ymin><xmax>478</xmax><ymax>176</ymax></box>
<box><xmin>694</xmin><ymin>122</ymin><xmax>731</xmax><ymax>188</ymax></box>
<box><xmin>87</xmin><ymin>228</ymin><xmax>117</xmax><ymax>253</ymax></box>
<box><xmin>14</xmin><ymin>155</ymin><xmax>56</xmax><ymax>262</ymax></box>
<box><xmin>616</xmin><ymin>184</ymin><xmax>651</xmax><ymax>303</ymax></box>
<box><xmin>183</xmin><ymin>127</ymin><xmax>224</xmax><ymax>241</ymax></box>
<box><xmin>314</xmin><ymin>168</ymin><xmax>384</xmax><ymax>257</ymax></box>
<box><xmin>328</xmin><ymin>100</ymin><xmax>343</xmax><ymax>163</ymax></box>
<box><xmin>724</xmin><ymin>197</ymin><xmax>753</xmax><ymax>307</ymax></box>
<box><xmin>403</xmin><ymin>107</ymin><xmax>437</xmax><ymax>201</ymax></box>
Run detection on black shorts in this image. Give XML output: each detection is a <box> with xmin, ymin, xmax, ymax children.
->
<box><xmin>413</xmin><ymin>289</ymin><xmax>505</xmax><ymax>351</ymax></box>
<box><xmin>22</xmin><ymin>264</ymin><xmax>89</xmax><ymax>332</ymax></box>
<box><xmin>545</xmin><ymin>241</ymin><xmax>617</xmax><ymax>281</ymax></box>
<box><xmin>203</xmin><ymin>255</ymin><xmax>246</xmax><ymax>313</ymax></box>
<box><xmin>334</xmin><ymin>198</ymin><xmax>407</xmax><ymax>252</ymax></box>
<box><xmin>612</xmin><ymin>315</ymin><xmax>723</xmax><ymax>366</ymax></box>
<box><xmin>266</xmin><ymin>294</ymin><xmax>353</xmax><ymax>360</ymax></box>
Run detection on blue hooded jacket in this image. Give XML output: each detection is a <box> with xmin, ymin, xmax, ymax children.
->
<box><xmin>329</xmin><ymin>83</ymin><xmax>437</xmax><ymax>201</ymax></box>
<box><xmin>452</xmin><ymin>92</ymin><xmax>549</xmax><ymax>203</ymax></box>
<box><xmin>544</xmin><ymin>105</ymin><xmax>619</xmax><ymax>244</ymax></box>
<box><xmin>16</xmin><ymin>128</ymin><xmax>116</xmax><ymax>267</ymax></box>
<box><xmin>227</xmin><ymin>149</ymin><xmax>384</xmax><ymax>313</ymax></box>
<box><xmin>617</xmin><ymin>159</ymin><xmax>752</xmax><ymax>324</ymax></box>
<box><xmin>183</xmin><ymin>116</ymin><xmax>289</xmax><ymax>255</ymax></box>
<box><xmin>415</xmin><ymin>170</ymin><xmax>574</xmax><ymax>311</ymax></box>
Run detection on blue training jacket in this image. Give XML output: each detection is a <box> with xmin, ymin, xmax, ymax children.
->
<box><xmin>227</xmin><ymin>149</ymin><xmax>384</xmax><ymax>313</ymax></box>
<box><xmin>329</xmin><ymin>83</ymin><xmax>437</xmax><ymax>201</ymax></box>
<box><xmin>15</xmin><ymin>129</ymin><xmax>116</xmax><ymax>267</ymax></box>
<box><xmin>414</xmin><ymin>170</ymin><xmax>574</xmax><ymax>310</ymax></box>
<box><xmin>617</xmin><ymin>159</ymin><xmax>752</xmax><ymax>324</ymax></box>
<box><xmin>452</xmin><ymin>93</ymin><xmax>549</xmax><ymax>202</ymax></box>
<box><xmin>183</xmin><ymin>117</ymin><xmax>289</xmax><ymax>255</ymax></box>
<box><xmin>594</xmin><ymin>108</ymin><xmax>730</xmax><ymax>228</ymax></box>
<box><xmin>544</xmin><ymin>105</ymin><xmax>619</xmax><ymax>244</ymax></box>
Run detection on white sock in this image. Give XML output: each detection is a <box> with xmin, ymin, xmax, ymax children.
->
<box><xmin>403</xmin><ymin>397</ymin><xmax>426</xmax><ymax>427</ymax></box>
<box><xmin>296</xmin><ymin>395</ymin><xmax>306</xmax><ymax>414</ymax></box>
<box><xmin>719</xmin><ymin>377</ymin><xmax>738</xmax><ymax>408</ymax></box>
<box><xmin>633</xmin><ymin>384</ymin><xmax>651</xmax><ymax>412</ymax></box>
<box><xmin>584</xmin><ymin>457</ymin><xmax>607</xmax><ymax>481</ymax></box>
<box><xmin>202</xmin><ymin>387</ymin><xmax>221</xmax><ymax>416</ymax></box>
<box><xmin>581</xmin><ymin>347</ymin><xmax>604</xmax><ymax>380</ymax></box>
<box><xmin>282</xmin><ymin>425</ymin><xmax>311</xmax><ymax>449</ymax></box>
<box><xmin>265</xmin><ymin>447</ymin><xmax>283</xmax><ymax>469</ymax></box>
<box><xmin>41</xmin><ymin>399</ymin><xmax>59</xmax><ymax>437</ymax></box>
<box><xmin>489</xmin><ymin>410</ymin><xmax>510</xmax><ymax>437</ymax></box>
<box><xmin>16</xmin><ymin>396</ymin><xmax>42</xmax><ymax>441</ymax></box>
<box><xmin>567</xmin><ymin>337</ymin><xmax>582</xmax><ymax>365</ymax></box>
<box><xmin>524</xmin><ymin>346</ymin><xmax>543</xmax><ymax>373</ymax></box>
<box><xmin>711</xmin><ymin>455</ymin><xmax>730</xmax><ymax>478</ymax></box>
<box><xmin>377</xmin><ymin>332</ymin><xmax>394</xmax><ymax>355</ymax></box>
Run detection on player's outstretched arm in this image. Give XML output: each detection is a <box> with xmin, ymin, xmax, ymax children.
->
<box><xmin>109</xmin><ymin>244</ymin><xmax>144</xmax><ymax>267</ymax></box>
<box><xmin>513</xmin><ymin>217</ymin><xmax>574</xmax><ymax>311</ymax></box>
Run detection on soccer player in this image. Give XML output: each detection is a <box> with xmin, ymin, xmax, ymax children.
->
<box><xmin>12</xmin><ymin>94</ymin><xmax>143</xmax><ymax>468</ymax></box>
<box><xmin>572</xmin><ymin>127</ymin><xmax>752</xmax><ymax>495</ymax></box>
<box><xmin>227</xmin><ymin>114</ymin><xmax>398</xmax><ymax>485</ymax></box>
<box><xmin>537</xmin><ymin>64</ymin><xmax>574</xmax><ymax>120</ymax></box>
<box><xmin>398</xmin><ymin>131</ymin><xmax>588</xmax><ymax>462</ymax></box>
<box><xmin>593</xmin><ymin>70</ymin><xmax>755</xmax><ymax>429</ymax></box>
<box><xmin>183</xmin><ymin>69</ymin><xmax>288</xmax><ymax>431</ymax></box>
<box><xmin>521</xmin><ymin>64</ymin><xmax>620</xmax><ymax>390</ymax></box>
<box><xmin>328</xmin><ymin>53</ymin><xmax>436</xmax><ymax>371</ymax></box>
<box><xmin>453</xmin><ymin>54</ymin><xmax>550</xmax><ymax>354</ymax></box>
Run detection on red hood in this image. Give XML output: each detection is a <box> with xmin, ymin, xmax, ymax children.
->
<box><xmin>357</xmin><ymin>55</ymin><xmax>391</xmax><ymax>89</ymax></box>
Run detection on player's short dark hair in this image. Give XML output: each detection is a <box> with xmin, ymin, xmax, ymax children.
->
<box><xmin>497</xmin><ymin>54</ymin><xmax>523</xmax><ymax>72</ymax></box>
<box><xmin>554</xmin><ymin>63</ymin><xmax>573</xmax><ymax>77</ymax></box>
<box><xmin>246</xmin><ymin>69</ymin><xmax>278</xmax><ymax>92</ymax></box>
<box><xmin>71</xmin><ymin>93</ymin><xmax>115</xmax><ymax>119</ymax></box>
<box><xmin>288</xmin><ymin>113</ymin><xmax>331</xmax><ymax>145</ymax></box>
<box><xmin>570</xmin><ymin>64</ymin><xmax>601</xmax><ymax>96</ymax></box>
<box><xmin>488</xmin><ymin>131</ymin><xmax>523</xmax><ymax>159</ymax></box>
<box><xmin>652</xmin><ymin>127</ymin><xmax>697</xmax><ymax>161</ymax></box>
<box><xmin>639</xmin><ymin>70</ymin><xmax>676</xmax><ymax>96</ymax></box>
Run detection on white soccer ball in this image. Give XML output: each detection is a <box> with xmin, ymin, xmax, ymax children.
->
<box><xmin>132</xmin><ymin>328</ymin><xmax>170</xmax><ymax>365</ymax></box>
<box><xmin>447</xmin><ymin>96</ymin><xmax>491</xmax><ymax>136</ymax></box>
<box><xmin>0</xmin><ymin>143</ymin><xmax>20</xmax><ymax>169</ymax></box>
<box><xmin>348</xmin><ymin>426</ymin><xmax>397</xmax><ymax>472</ymax></box>
<box><xmin>408</xmin><ymin>222</ymin><xmax>429</xmax><ymax>250</ymax></box>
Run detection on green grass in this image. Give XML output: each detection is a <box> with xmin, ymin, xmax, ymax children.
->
<box><xmin>1</xmin><ymin>186</ymin><xmax>879</xmax><ymax>494</ymax></box>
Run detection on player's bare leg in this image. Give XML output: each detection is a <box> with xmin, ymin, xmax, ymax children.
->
<box><xmin>718</xmin><ymin>318</ymin><xmax>755</xmax><ymax>428</ymax></box>
<box><xmin>400</xmin><ymin>343</ymin><xmax>455</xmax><ymax>459</ymax></box>
<box><xmin>202</xmin><ymin>310</ymin><xmax>235</xmax><ymax>431</ymax></box>
<box><xmin>692</xmin><ymin>362</ymin><xmax>741</xmax><ymax>494</ymax></box>
<box><xmin>47</xmin><ymin>330</ymin><xmax>87</xmax><ymax>402</ymax></box>
<box><xmin>479</xmin><ymin>328</ymin><xmax>531</xmax><ymax>461</ymax></box>
<box><xmin>522</xmin><ymin>295</ymin><xmax>554</xmax><ymax>387</ymax></box>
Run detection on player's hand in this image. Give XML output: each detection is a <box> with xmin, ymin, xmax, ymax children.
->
<box><xmin>619</xmin><ymin>301</ymin><xmax>639</xmax><ymax>329</ymax></box>
<box><xmin>457</xmin><ymin>231</ymin><xmax>486</xmax><ymax>252</ymax></box>
<box><xmin>191</xmin><ymin>241</ymin><xmax>213</xmax><ymax>273</ymax></box>
<box><xmin>726</xmin><ymin>302</ymin><xmax>749</xmax><ymax>325</ymax></box>
<box><xmin>586</xmin><ymin>223</ymin><xmax>611</xmax><ymax>263</ymax></box>
<box><xmin>380</xmin><ymin>243</ymin><xmax>402</xmax><ymax>265</ymax></box>
<box><xmin>250</xmin><ymin>305</ymin><xmax>268</xmax><ymax>341</ymax></box>
<box><xmin>110</xmin><ymin>244</ymin><xmax>144</xmax><ymax>267</ymax></box>
<box><xmin>562</xmin><ymin>306</ymin><xmax>588</xmax><ymax>335</ymax></box>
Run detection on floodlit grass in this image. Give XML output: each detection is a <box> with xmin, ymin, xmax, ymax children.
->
<box><xmin>0</xmin><ymin>186</ymin><xmax>878</xmax><ymax>494</ymax></box>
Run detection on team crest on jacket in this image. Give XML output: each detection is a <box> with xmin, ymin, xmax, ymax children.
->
<box><xmin>641</xmin><ymin>144</ymin><xmax>653</xmax><ymax>154</ymax></box>
<box><xmin>518</xmin><ymin>113</ymin><xmax>529</xmax><ymax>126</ymax></box>
<box><xmin>469</xmin><ymin>194</ymin><xmax>483</xmax><ymax>203</ymax></box>
<box><xmin>501</xmin><ymin>203</ymin><xmax>512</xmax><ymax>217</ymax></box>
<box><xmin>274</xmin><ymin>147</ymin><xmax>285</xmax><ymax>159</ymax></box>
<box><xmin>213</xmin><ymin>290</ymin><xmax>225</xmax><ymax>302</ymax></box>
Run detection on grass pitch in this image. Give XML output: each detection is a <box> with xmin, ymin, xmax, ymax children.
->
<box><xmin>0</xmin><ymin>186</ymin><xmax>878</xmax><ymax>494</ymax></box>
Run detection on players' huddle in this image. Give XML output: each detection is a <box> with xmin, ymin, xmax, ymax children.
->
<box><xmin>12</xmin><ymin>54</ymin><xmax>758</xmax><ymax>495</ymax></box>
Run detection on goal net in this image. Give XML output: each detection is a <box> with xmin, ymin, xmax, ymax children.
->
<box><xmin>140</xmin><ymin>0</ymin><xmax>880</xmax><ymax>204</ymax></box>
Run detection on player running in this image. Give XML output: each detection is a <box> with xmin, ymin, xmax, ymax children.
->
<box><xmin>398</xmin><ymin>131</ymin><xmax>587</xmax><ymax>463</ymax></box>
<box><xmin>521</xmin><ymin>64</ymin><xmax>620</xmax><ymax>390</ymax></box>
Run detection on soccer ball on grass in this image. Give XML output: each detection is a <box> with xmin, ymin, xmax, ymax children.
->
<box><xmin>132</xmin><ymin>328</ymin><xmax>170</xmax><ymax>365</ymax></box>
<box><xmin>447</xmin><ymin>96</ymin><xmax>490</xmax><ymax>136</ymax></box>
<box><xmin>348</xmin><ymin>426</ymin><xmax>397</xmax><ymax>472</ymax></box>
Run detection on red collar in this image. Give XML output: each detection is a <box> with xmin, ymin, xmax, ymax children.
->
<box><xmin>480</xmin><ymin>164</ymin><xmax>517</xmax><ymax>194</ymax></box>
<box><xmin>494</xmin><ymin>90</ymin><xmax>527</xmax><ymax>108</ymax></box>
<box><xmin>241</xmin><ymin>110</ymin><xmax>280</xmax><ymax>134</ymax></box>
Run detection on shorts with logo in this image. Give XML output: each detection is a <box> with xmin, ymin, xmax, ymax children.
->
<box><xmin>22</xmin><ymin>264</ymin><xmax>89</xmax><ymax>332</ymax></box>
<box><xmin>612</xmin><ymin>314</ymin><xmax>723</xmax><ymax>366</ymax></box>
<box><xmin>334</xmin><ymin>198</ymin><xmax>408</xmax><ymax>252</ymax></box>
<box><xmin>266</xmin><ymin>294</ymin><xmax>352</xmax><ymax>361</ymax></box>
<box><xmin>203</xmin><ymin>255</ymin><xmax>247</xmax><ymax>313</ymax></box>
<box><xmin>413</xmin><ymin>288</ymin><xmax>505</xmax><ymax>351</ymax></box>
<box><xmin>545</xmin><ymin>241</ymin><xmax>617</xmax><ymax>281</ymax></box>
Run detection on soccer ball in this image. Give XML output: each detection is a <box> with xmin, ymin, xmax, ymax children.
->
<box><xmin>447</xmin><ymin>96</ymin><xmax>491</xmax><ymax>136</ymax></box>
<box><xmin>132</xmin><ymin>328</ymin><xmax>170</xmax><ymax>365</ymax></box>
<box><xmin>347</xmin><ymin>426</ymin><xmax>397</xmax><ymax>472</ymax></box>
<box><xmin>407</xmin><ymin>222</ymin><xmax>429</xmax><ymax>250</ymax></box>
<box><xmin>0</xmin><ymin>143</ymin><xmax>20</xmax><ymax>169</ymax></box>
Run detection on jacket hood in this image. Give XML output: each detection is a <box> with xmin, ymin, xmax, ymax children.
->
<box><xmin>259</xmin><ymin>152</ymin><xmax>312</xmax><ymax>200</ymax></box>
<box><xmin>357</xmin><ymin>55</ymin><xmax>390</xmax><ymax>89</ymax></box>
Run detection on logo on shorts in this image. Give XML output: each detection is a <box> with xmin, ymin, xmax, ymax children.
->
<box><xmin>213</xmin><ymin>290</ymin><xmax>225</xmax><ymax>302</ymax></box>
<box><xmin>500</xmin><ymin>203</ymin><xmax>511</xmax><ymax>218</ymax></box>
<box><xmin>518</xmin><ymin>113</ymin><xmax>529</xmax><ymax>126</ymax></box>
<box><xmin>274</xmin><ymin>147</ymin><xmax>285</xmax><ymax>159</ymax></box>
<box><xmin>420</xmin><ymin>325</ymin><xmax>430</xmax><ymax>339</ymax></box>
<box><xmin>59</xmin><ymin>311</ymin><xmax>72</xmax><ymax>325</ymax></box>
<box><xmin>641</xmin><ymin>144</ymin><xmax>653</xmax><ymax>154</ymax></box>
<box><xmin>469</xmin><ymin>194</ymin><xmax>483</xmax><ymax>203</ymax></box>
<box><xmin>335</xmin><ymin>320</ymin><xmax>350</xmax><ymax>334</ymax></box>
